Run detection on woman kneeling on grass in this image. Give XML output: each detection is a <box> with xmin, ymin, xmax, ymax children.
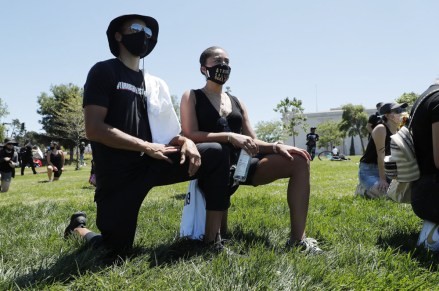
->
<box><xmin>46</xmin><ymin>141</ymin><xmax>65</xmax><ymax>182</ymax></box>
<box><xmin>180</xmin><ymin>46</ymin><xmax>322</xmax><ymax>254</ymax></box>
<box><xmin>357</xmin><ymin>102</ymin><xmax>407</xmax><ymax>198</ymax></box>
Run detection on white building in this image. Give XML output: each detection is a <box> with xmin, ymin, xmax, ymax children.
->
<box><xmin>283</xmin><ymin>108</ymin><xmax>376</xmax><ymax>156</ymax></box>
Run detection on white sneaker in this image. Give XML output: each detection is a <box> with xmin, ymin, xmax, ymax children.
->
<box><xmin>287</xmin><ymin>237</ymin><xmax>323</xmax><ymax>254</ymax></box>
<box><xmin>417</xmin><ymin>220</ymin><xmax>439</xmax><ymax>252</ymax></box>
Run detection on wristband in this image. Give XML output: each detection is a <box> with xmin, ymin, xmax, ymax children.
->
<box><xmin>273</xmin><ymin>141</ymin><xmax>283</xmax><ymax>153</ymax></box>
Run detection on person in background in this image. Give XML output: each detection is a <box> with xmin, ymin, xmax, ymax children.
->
<box><xmin>410</xmin><ymin>82</ymin><xmax>439</xmax><ymax>251</ymax></box>
<box><xmin>63</xmin><ymin>15</ymin><xmax>231</xmax><ymax>257</ymax></box>
<box><xmin>331</xmin><ymin>146</ymin><xmax>339</xmax><ymax>157</ymax></box>
<box><xmin>306</xmin><ymin>127</ymin><xmax>319</xmax><ymax>161</ymax></box>
<box><xmin>358</xmin><ymin>102</ymin><xmax>407</xmax><ymax>198</ymax></box>
<box><xmin>180</xmin><ymin>46</ymin><xmax>322</xmax><ymax>253</ymax></box>
<box><xmin>0</xmin><ymin>138</ymin><xmax>19</xmax><ymax>192</ymax></box>
<box><xmin>20</xmin><ymin>140</ymin><xmax>37</xmax><ymax>175</ymax></box>
<box><xmin>47</xmin><ymin>141</ymin><xmax>65</xmax><ymax>181</ymax></box>
<box><xmin>79</xmin><ymin>141</ymin><xmax>86</xmax><ymax>166</ymax></box>
<box><xmin>366</xmin><ymin>102</ymin><xmax>383</xmax><ymax>137</ymax></box>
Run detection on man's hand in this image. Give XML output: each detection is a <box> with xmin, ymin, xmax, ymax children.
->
<box><xmin>179</xmin><ymin>138</ymin><xmax>201</xmax><ymax>176</ymax></box>
<box><xmin>143</xmin><ymin>142</ymin><xmax>179</xmax><ymax>163</ymax></box>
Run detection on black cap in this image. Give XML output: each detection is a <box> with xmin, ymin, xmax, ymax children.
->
<box><xmin>106</xmin><ymin>14</ymin><xmax>159</xmax><ymax>58</ymax></box>
<box><xmin>379</xmin><ymin>102</ymin><xmax>408</xmax><ymax>115</ymax></box>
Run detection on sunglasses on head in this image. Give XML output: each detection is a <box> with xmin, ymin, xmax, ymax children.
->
<box><xmin>128</xmin><ymin>23</ymin><xmax>152</xmax><ymax>38</ymax></box>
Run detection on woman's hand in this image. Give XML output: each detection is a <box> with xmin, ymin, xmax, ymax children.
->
<box><xmin>377</xmin><ymin>178</ymin><xmax>389</xmax><ymax>192</ymax></box>
<box><xmin>278</xmin><ymin>144</ymin><xmax>311</xmax><ymax>161</ymax></box>
<box><xmin>229</xmin><ymin>133</ymin><xmax>259</xmax><ymax>156</ymax></box>
<box><xmin>179</xmin><ymin>138</ymin><xmax>201</xmax><ymax>176</ymax></box>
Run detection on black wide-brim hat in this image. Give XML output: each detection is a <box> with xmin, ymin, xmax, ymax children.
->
<box><xmin>2</xmin><ymin>138</ymin><xmax>18</xmax><ymax>146</ymax></box>
<box><xmin>106</xmin><ymin>14</ymin><xmax>159</xmax><ymax>59</ymax></box>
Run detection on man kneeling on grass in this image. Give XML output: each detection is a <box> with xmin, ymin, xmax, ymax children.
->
<box><xmin>63</xmin><ymin>14</ymin><xmax>231</xmax><ymax>258</ymax></box>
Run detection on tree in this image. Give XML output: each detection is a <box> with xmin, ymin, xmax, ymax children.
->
<box><xmin>339</xmin><ymin>104</ymin><xmax>368</xmax><ymax>153</ymax></box>
<box><xmin>52</xmin><ymin>94</ymin><xmax>86</xmax><ymax>170</ymax></box>
<box><xmin>254</xmin><ymin>120</ymin><xmax>285</xmax><ymax>143</ymax></box>
<box><xmin>37</xmin><ymin>84</ymin><xmax>85</xmax><ymax>168</ymax></box>
<box><xmin>9</xmin><ymin>119</ymin><xmax>26</xmax><ymax>144</ymax></box>
<box><xmin>316</xmin><ymin>120</ymin><xmax>344</xmax><ymax>150</ymax></box>
<box><xmin>0</xmin><ymin>98</ymin><xmax>10</xmax><ymax>140</ymax></box>
<box><xmin>395</xmin><ymin>92</ymin><xmax>419</xmax><ymax>107</ymax></box>
<box><xmin>274</xmin><ymin>97</ymin><xmax>308</xmax><ymax>146</ymax></box>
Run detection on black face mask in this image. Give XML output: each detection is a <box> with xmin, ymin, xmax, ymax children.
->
<box><xmin>50</xmin><ymin>146</ymin><xmax>54</xmax><ymax>150</ymax></box>
<box><xmin>121</xmin><ymin>31</ymin><xmax>149</xmax><ymax>57</ymax></box>
<box><xmin>205</xmin><ymin>64</ymin><xmax>231</xmax><ymax>85</ymax></box>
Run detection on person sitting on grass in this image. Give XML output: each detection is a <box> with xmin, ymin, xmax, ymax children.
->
<box><xmin>46</xmin><ymin>141</ymin><xmax>65</xmax><ymax>182</ymax></box>
<box><xmin>180</xmin><ymin>46</ymin><xmax>322</xmax><ymax>254</ymax></box>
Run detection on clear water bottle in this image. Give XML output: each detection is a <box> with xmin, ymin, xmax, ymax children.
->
<box><xmin>233</xmin><ymin>149</ymin><xmax>251</xmax><ymax>182</ymax></box>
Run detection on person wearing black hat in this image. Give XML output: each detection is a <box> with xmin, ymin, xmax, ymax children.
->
<box><xmin>357</xmin><ymin>102</ymin><xmax>407</xmax><ymax>198</ymax></box>
<box><xmin>64</xmin><ymin>14</ymin><xmax>231</xmax><ymax>255</ymax></box>
<box><xmin>366</xmin><ymin>102</ymin><xmax>384</xmax><ymax>136</ymax></box>
<box><xmin>306</xmin><ymin>127</ymin><xmax>319</xmax><ymax>161</ymax></box>
<box><xmin>0</xmin><ymin>138</ymin><xmax>19</xmax><ymax>192</ymax></box>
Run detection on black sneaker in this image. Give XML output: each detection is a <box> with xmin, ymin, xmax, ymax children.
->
<box><xmin>286</xmin><ymin>237</ymin><xmax>323</xmax><ymax>254</ymax></box>
<box><xmin>64</xmin><ymin>211</ymin><xmax>87</xmax><ymax>239</ymax></box>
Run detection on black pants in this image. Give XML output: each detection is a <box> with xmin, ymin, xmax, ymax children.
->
<box><xmin>411</xmin><ymin>174</ymin><xmax>439</xmax><ymax>224</ymax></box>
<box><xmin>89</xmin><ymin>142</ymin><xmax>230</xmax><ymax>252</ymax></box>
<box><xmin>21</xmin><ymin>158</ymin><xmax>36</xmax><ymax>175</ymax></box>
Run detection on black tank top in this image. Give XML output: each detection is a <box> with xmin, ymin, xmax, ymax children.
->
<box><xmin>193</xmin><ymin>89</ymin><xmax>245</xmax><ymax>169</ymax></box>
<box><xmin>193</xmin><ymin>89</ymin><xmax>243</xmax><ymax>134</ymax></box>
<box><xmin>360</xmin><ymin>123</ymin><xmax>392</xmax><ymax>164</ymax></box>
<box><xmin>50</xmin><ymin>151</ymin><xmax>63</xmax><ymax>168</ymax></box>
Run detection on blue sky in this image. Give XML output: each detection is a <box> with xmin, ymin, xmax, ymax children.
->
<box><xmin>1</xmin><ymin>1</ymin><xmax>439</xmax><ymax>133</ymax></box>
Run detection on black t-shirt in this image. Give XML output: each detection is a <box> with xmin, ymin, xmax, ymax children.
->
<box><xmin>83</xmin><ymin>58</ymin><xmax>152</xmax><ymax>174</ymax></box>
<box><xmin>0</xmin><ymin>148</ymin><xmax>17</xmax><ymax>173</ymax></box>
<box><xmin>411</xmin><ymin>88</ymin><xmax>439</xmax><ymax>175</ymax></box>
<box><xmin>360</xmin><ymin>123</ymin><xmax>392</xmax><ymax>164</ymax></box>
<box><xmin>306</xmin><ymin>133</ymin><xmax>319</xmax><ymax>146</ymax></box>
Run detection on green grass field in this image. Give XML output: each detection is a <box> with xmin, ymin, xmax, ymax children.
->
<box><xmin>1</xmin><ymin>156</ymin><xmax>439</xmax><ymax>290</ymax></box>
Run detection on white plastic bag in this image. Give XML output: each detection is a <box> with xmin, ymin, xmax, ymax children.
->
<box><xmin>180</xmin><ymin>179</ymin><xmax>206</xmax><ymax>240</ymax></box>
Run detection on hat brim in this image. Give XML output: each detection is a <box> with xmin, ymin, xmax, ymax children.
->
<box><xmin>106</xmin><ymin>14</ymin><xmax>159</xmax><ymax>58</ymax></box>
<box><xmin>2</xmin><ymin>141</ymin><xmax>18</xmax><ymax>146</ymax></box>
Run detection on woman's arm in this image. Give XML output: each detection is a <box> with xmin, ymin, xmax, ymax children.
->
<box><xmin>371</xmin><ymin>125</ymin><xmax>388</xmax><ymax>189</ymax></box>
<box><xmin>60</xmin><ymin>151</ymin><xmax>65</xmax><ymax>169</ymax></box>
<box><xmin>46</xmin><ymin>151</ymin><xmax>52</xmax><ymax>166</ymax></box>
